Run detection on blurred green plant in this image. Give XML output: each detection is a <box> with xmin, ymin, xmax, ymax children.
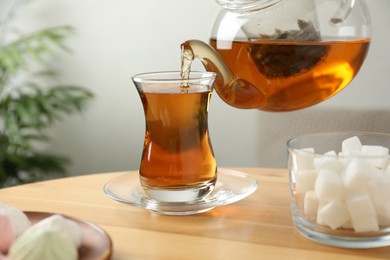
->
<box><xmin>0</xmin><ymin>24</ymin><xmax>93</xmax><ymax>187</ymax></box>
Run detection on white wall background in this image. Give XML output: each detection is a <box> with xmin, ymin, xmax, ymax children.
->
<box><xmin>6</xmin><ymin>0</ymin><xmax>390</xmax><ymax>175</ymax></box>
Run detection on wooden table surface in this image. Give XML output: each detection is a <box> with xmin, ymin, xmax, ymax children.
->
<box><xmin>1</xmin><ymin>168</ymin><xmax>390</xmax><ymax>259</ymax></box>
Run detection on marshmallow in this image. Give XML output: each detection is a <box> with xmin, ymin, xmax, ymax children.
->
<box><xmin>0</xmin><ymin>214</ymin><xmax>14</xmax><ymax>254</ymax></box>
<box><xmin>0</xmin><ymin>204</ymin><xmax>31</xmax><ymax>238</ymax></box>
<box><xmin>8</xmin><ymin>229</ymin><xmax>77</xmax><ymax>260</ymax></box>
<box><xmin>25</xmin><ymin>214</ymin><xmax>83</xmax><ymax>248</ymax></box>
<box><xmin>0</xmin><ymin>204</ymin><xmax>31</xmax><ymax>254</ymax></box>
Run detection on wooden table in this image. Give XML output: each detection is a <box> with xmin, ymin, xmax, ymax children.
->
<box><xmin>1</xmin><ymin>168</ymin><xmax>389</xmax><ymax>259</ymax></box>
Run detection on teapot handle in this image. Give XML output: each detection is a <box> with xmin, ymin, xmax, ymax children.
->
<box><xmin>181</xmin><ymin>40</ymin><xmax>266</xmax><ymax>109</ymax></box>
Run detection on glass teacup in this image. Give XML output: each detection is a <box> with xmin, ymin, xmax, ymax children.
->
<box><xmin>132</xmin><ymin>71</ymin><xmax>217</xmax><ymax>203</ymax></box>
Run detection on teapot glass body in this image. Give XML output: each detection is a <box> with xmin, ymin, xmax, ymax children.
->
<box><xmin>183</xmin><ymin>0</ymin><xmax>371</xmax><ymax>111</ymax></box>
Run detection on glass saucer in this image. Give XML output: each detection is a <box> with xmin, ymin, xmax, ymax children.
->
<box><xmin>103</xmin><ymin>168</ymin><xmax>259</xmax><ymax>215</ymax></box>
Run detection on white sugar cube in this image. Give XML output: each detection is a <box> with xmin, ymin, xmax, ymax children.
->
<box><xmin>318</xmin><ymin>199</ymin><xmax>350</xmax><ymax>230</ymax></box>
<box><xmin>361</xmin><ymin>145</ymin><xmax>389</xmax><ymax>169</ymax></box>
<box><xmin>314</xmin><ymin>151</ymin><xmax>340</xmax><ymax>172</ymax></box>
<box><xmin>383</xmin><ymin>203</ymin><xmax>390</xmax><ymax>220</ymax></box>
<box><xmin>296</xmin><ymin>170</ymin><xmax>317</xmax><ymax>194</ymax></box>
<box><xmin>346</xmin><ymin>193</ymin><xmax>376</xmax><ymax>219</ymax></box>
<box><xmin>304</xmin><ymin>191</ymin><xmax>318</xmax><ymax>218</ymax></box>
<box><xmin>292</xmin><ymin>148</ymin><xmax>315</xmax><ymax>171</ymax></box>
<box><xmin>315</xmin><ymin>170</ymin><xmax>344</xmax><ymax>202</ymax></box>
<box><xmin>342</xmin><ymin>221</ymin><xmax>353</xmax><ymax>229</ymax></box>
<box><xmin>368</xmin><ymin>174</ymin><xmax>390</xmax><ymax>206</ymax></box>
<box><xmin>378</xmin><ymin>216</ymin><xmax>390</xmax><ymax>227</ymax></box>
<box><xmin>338</xmin><ymin>150</ymin><xmax>362</xmax><ymax>168</ymax></box>
<box><xmin>362</xmin><ymin>145</ymin><xmax>389</xmax><ymax>157</ymax></box>
<box><xmin>384</xmin><ymin>166</ymin><xmax>390</xmax><ymax>182</ymax></box>
<box><xmin>326</xmin><ymin>150</ymin><xmax>337</xmax><ymax>157</ymax></box>
<box><xmin>343</xmin><ymin>158</ymin><xmax>375</xmax><ymax>191</ymax></box>
<box><xmin>317</xmin><ymin>201</ymin><xmax>328</xmax><ymax>225</ymax></box>
<box><xmin>375</xmin><ymin>203</ymin><xmax>390</xmax><ymax>226</ymax></box>
<box><xmin>374</xmin><ymin>201</ymin><xmax>390</xmax><ymax>223</ymax></box>
<box><xmin>342</xmin><ymin>136</ymin><xmax>362</xmax><ymax>153</ymax></box>
<box><xmin>346</xmin><ymin>193</ymin><xmax>379</xmax><ymax>232</ymax></box>
<box><xmin>351</xmin><ymin>215</ymin><xmax>379</xmax><ymax>233</ymax></box>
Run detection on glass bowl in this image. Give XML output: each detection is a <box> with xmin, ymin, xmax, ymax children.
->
<box><xmin>288</xmin><ymin>131</ymin><xmax>390</xmax><ymax>248</ymax></box>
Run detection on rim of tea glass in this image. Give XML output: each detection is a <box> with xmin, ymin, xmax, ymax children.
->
<box><xmin>287</xmin><ymin>131</ymin><xmax>390</xmax><ymax>159</ymax></box>
<box><xmin>132</xmin><ymin>71</ymin><xmax>216</xmax><ymax>84</ymax></box>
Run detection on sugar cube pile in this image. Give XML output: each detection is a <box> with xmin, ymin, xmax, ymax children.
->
<box><xmin>293</xmin><ymin>136</ymin><xmax>390</xmax><ymax>233</ymax></box>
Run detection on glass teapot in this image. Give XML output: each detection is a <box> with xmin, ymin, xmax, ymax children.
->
<box><xmin>181</xmin><ymin>0</ymin><xmax>371</xmax><ymax>111</ymax></box>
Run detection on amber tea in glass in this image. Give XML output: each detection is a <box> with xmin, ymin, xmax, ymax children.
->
<box><xmin>132</xmin><ymin>71</ymin><xmax>217</xmax><ymax>202</ymax></box>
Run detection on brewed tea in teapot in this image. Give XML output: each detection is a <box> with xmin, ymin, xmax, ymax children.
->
<box><xmin>182</xmin><ymin>0</ymin><xmax>371</xmax><ymax>111</ymax></box>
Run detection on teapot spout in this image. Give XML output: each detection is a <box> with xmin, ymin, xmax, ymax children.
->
<box><xmin>181</xmin><ymin>40</ymin><xmax>266</xmax><ymax>109</ymax></box>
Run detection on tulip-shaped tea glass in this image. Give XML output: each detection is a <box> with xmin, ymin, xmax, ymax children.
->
<box><xmin>288</xmin><ymin>132</ymin><xmax>390</xmax><ymax>248</ymax></box>
<box><xmin>132</xmin><ymin>71</ymin><xmax>217</xmax><ymax>203</ymax></box>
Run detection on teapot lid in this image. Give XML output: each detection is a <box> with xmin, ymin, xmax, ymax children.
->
<box><xmin>215</xmin><ymin>0</ymin><xmax>283</xmax><ymax>12</ymax></box>
<box><xmin>216</xmin><ymin>0</ymin><xmax>359</xmax><ymax>24</ymax></box>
